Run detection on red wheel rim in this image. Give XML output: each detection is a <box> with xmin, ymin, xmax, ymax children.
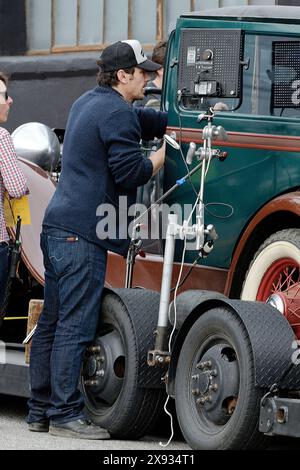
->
<box><xmin>257</xmin><ymin>258</ymin><xmax>299</xmax><ymax>301</ymax></box>
<box><xmin>257</xmin><ymin>258</ymin><xmax>300</xmax><ymax>337</ymax></box>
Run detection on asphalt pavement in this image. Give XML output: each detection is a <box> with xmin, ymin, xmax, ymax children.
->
<box><xmin>0</xmin><ymin>394</ymin><xmax>189</xmax><ymax>451</ymax></box>
<box><xmin>1</xmin><ymin>394</ymin><xmax>300</xmax><ymax>451</ymax></box>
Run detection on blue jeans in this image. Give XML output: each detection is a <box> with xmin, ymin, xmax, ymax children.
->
<box><xmin>27</xmin><ymin>227</ymin><xmax>107</xmax><ymax>424</ymax></box>
<box><xmin>0</xmin><ymin>242</ymin><xmax>10</xmax><ymax>308</ymax></box>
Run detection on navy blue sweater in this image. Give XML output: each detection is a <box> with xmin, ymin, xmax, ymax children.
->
<box><xmin>43</xmin><ymin>86</ymin><xmax>167</xmax><ymax>255</ymax></box>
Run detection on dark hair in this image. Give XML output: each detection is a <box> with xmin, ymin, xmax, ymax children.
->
<box><xmin>97</xmin><ymin>62</ymin><xmax>135</xmax><ymax>87</ymax></box>
<box><xmin>0</xmin><ymin>72</ymin><xmax>8</xmax><ymax>86</ymax></box>
<box><xmin>152</xmin><ymin>40</ymin><xmax>167</xmax><ymax>67</ymax></box>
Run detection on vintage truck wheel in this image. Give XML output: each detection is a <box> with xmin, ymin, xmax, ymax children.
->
<box><xmin>174</xmin><ymin>307</ymin><xmax>267</xmax><ymax>450</ymax></box>
<box><xmin>80</xmin><ymin>292</ymin><xmax>164</xmax><ymax>439</ymax></box>
<box><xmin>241</xmin><ymin>229</ymin><xmax>300</xmax><ymax>337</ymax></box>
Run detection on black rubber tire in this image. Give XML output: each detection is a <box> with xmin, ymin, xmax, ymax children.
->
<box><xmin>81</xmin><ymin>293</ymin><xmax>165</xmax><ymax>439</ymax></box>
<box><xmin>175</xmin><ymin>307</ymin><xmax>268</xmax><ymax>450</ymax></box>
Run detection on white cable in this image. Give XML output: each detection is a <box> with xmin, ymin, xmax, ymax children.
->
<box><xmin>205</xmin><ymin>147</ymin><xmax>213</xmax><ymax>177</ymax></box>
<box><xmin>187</xmin><ymin>193</ymin><xmax>201</xmax><ymax>225</ymax></box>
<box><xmin>159</xmin><ymin>395</ymin><xmax>174</xmax><ymax>447</ymax></box>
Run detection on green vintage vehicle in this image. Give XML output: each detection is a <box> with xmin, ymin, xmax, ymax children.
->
<box><xmin>163</xmin><ymin>5</ymin><xmax>300</xmax><ymax>306</ymax></box>
<box><xmin>1</xmin><ymin>5</ymin><xmax>300</xmax><ymax>450</ymax></box>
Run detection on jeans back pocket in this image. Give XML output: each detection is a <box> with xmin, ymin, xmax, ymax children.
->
<box><xmin>47</xmin><ymin>234</ymin><xmax>79</xmax><ymax>277</ymax></box>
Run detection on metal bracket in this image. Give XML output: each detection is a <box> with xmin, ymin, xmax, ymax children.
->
<box><xmin>147</xmin><ymin>349</ymin><xmax>171</xmax><ymax>367</ymax></box>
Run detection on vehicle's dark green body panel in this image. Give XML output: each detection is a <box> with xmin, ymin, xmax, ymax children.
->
<box><xmin>162</xmin><ymin>14</ymin><xmax>300</xmax><ymax>269</ymax></box>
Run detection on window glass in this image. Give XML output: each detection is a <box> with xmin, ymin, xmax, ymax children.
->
<box><xmin>194</xmin><ymin>0</ymin><xmax>275</xmax><ymax>7</ymax></box>
<box><xmin>221</xmin><ymin>0</ymin><xmax>248</xmax><ymax>6</ymax></box>
<box><xmin>194</xmin><ymin>0</ymin><xmax>219</xmax><ymax>9</ymax></box>
<box><xmin>249</xmin><ymin>0</ymin><xmax>274</xmax><ymax>4</ymax></box>
<box><xmin>131</xmin><ymin>0</ymin><xmax>156</xmax><ymax>43</ymax></box>
<box><xmin>27</xmin><ymin>0</ymin><xmax>51</xmax><ymax>51</ymax></box>
<box><xmin>79</xmin><ymin>0</ymin><xmax>104</xmax><ymax>45</ymax></box>
<box><xmin>241</xmin><ymin>34</ymin><xmax>300</xmax><ymax>117</ymax></box>
<box><xmin>54</xmin><ymin>0</ymin><xmax>77</xmax><ymax>47</ymax></box>
<box><xmin>165</xmin><ymin>0</ymin><xmax>190</xmax><ymax>36</ymax></box>
<box><xmin>104</xmin><ymin>0</ymin><xmax>128</xmax><ymax>43</ymax></box>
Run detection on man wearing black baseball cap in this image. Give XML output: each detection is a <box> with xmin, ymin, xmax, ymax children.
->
<box><xmin>98</xmin><ymin>39</ymin><xmax>162</xmax><ymax>103</ymax></box>
<box><xmin>28</xmin><ymin>39</ymin><xmax>167</xmax><ymax>439</ymax></box>
<box><xmin>99</xmin><ymin>39</ymin><xmax>161</xmax><ymax>72</ymax></box>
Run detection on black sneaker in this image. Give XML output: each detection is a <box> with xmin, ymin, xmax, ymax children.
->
<box><xmin>49</xmin><ymin>418</ymin><xmax>110</xmax><ymax>440</ymax></box>
<box><xmin>28</xmin><ymin>420</ymin><xmax>49</xmax><ymax>432</ymax></box>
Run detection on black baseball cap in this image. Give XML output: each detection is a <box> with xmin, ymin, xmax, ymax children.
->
<box><xmin>99</xmin><ymin>40</ymin><xmax>161</xmax><ymax>73</ymax></box>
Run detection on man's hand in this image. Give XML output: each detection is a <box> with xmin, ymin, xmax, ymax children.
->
<box><xmin>149</xmin><ymin>141</ymin><xmax>166</xmax><ymax>175</ymax></box>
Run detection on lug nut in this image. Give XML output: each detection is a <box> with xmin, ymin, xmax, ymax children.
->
<box><xmin>84</xmin><ymin>379</ymin><xmax>99</xmax><ymax>386</ymax></box>
<box><xmin>197</xmin><ymin>362</ymin><xmax>205</xmax><ymax>370</ymax></box>
<box><xmin>96</xmin><ymin>369</ymin><xmax>105</xmax><ymax>377</ymax></box>
<box><xmin>209</xmin><ymin>384</ymin><xmax>218</xmax><ymax>392</ymax></box>
<box><xmin>192</xmin><ymin>374</ymin><xmax>199</xmax><ymax>381</ymax></box>
<box><xmin>87</xmin><ymin>345</ymin><xmax>101</xmax><ymax>354</ymax></box>
<box><xmin>211</xmin><ymin>369</ymin><xmax>218</xmax><ymax>377</ymax></box>
<box><xmin>196</xmin><ymin>398</ymin><xmax>206</xmax><ymax>406</ymax></box>
<box><xmin>192</xmin><ymin>388</ymin><xmax>200</xmax><ymax>396</ymax></box>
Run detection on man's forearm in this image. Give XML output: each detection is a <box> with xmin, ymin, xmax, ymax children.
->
<box><xmin>149</xmin><ymin>142</ymin><xmax>166</xmax><ymax>176</ymax></box>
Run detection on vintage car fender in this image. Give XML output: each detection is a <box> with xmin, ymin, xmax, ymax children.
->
<box><xmin>167</xmin><ymin>295</ymin><xmax>296</xmax><ymax>397</ymax></box>
<box><xmin>9</xmin><ymin>157</ymin><xmax>56</xmax><ymax>285</ymax></box>
<box><xmin>225</xmin><ymin>191</ymin><xmax>300</xmax><ymax>296</ymax></box>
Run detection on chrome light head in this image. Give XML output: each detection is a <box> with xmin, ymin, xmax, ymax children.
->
<box><xmin>12</xmin><ymin>122</ymin><xmax>60</xmax><ymax>172</ymax></box>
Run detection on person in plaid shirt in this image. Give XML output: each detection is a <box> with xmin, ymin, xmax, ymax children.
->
<box><xmin>0</xmin><ymin>72</ymin><xmax>28</xmax><ymax>307</ymax></box>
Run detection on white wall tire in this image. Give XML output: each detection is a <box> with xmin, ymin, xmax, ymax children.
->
<box><xmin>241</xmin><ymin>229</ymin><xmax>300</xmax><ymax>301</ymax></box>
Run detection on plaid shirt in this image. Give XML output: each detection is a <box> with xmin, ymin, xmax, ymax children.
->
<box><xmin>0</xmin><ymin>128</ymin><xmax>28</xmax><ymax>242</ymax></box>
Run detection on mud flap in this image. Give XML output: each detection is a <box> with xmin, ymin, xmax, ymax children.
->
<box><xmin>103</xmin><ymin>287</ymin><xmax>167</xmax><ymax>388</ymax></box>
<box><xmin>168</xmin><ymin>294</ymin><xmax>296</xmax><ymax>396</ymax></box>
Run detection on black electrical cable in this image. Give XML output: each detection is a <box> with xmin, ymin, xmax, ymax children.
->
<box><xmin>204</xmin><ymin>202</ymin><xmax>234</xmax><ymax>220</ymax></box>
<box><xmin>170</xmin><ymin>254</ymin><xmax>201</xmax><ymax>293</ymax></box>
